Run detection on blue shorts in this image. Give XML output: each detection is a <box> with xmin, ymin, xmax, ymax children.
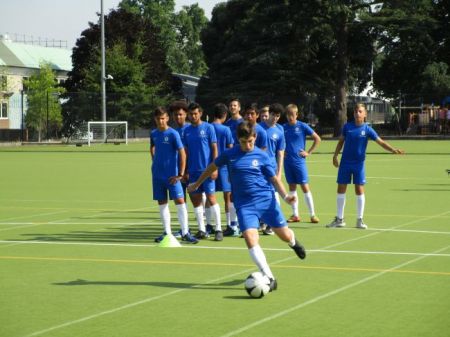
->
<box><xmin>237</xmin><ymin>194</ymin><xmax>287</xmax><ymax>232</ymax></box>
<box><xmin>188</xmin><ymin>171</ymin><xmax>216</xmax><ymax>195</ymax></box>
<box><xmin>214</xmin><ymin>168</ymin><xmax>231</xmax><ymax>192</ymax></box>
<box><xmin>153</xmin><ymin>178</ymin><xmax>184</xmax><ymax>201</ymax></box>
<box><xmin>284</xmin><ymin>161</ymin><xmax>309</xmax><ymax>184</ymax></box>
<box><xmin>337</xmin><ymin>162</ymin><xmax>366</xmax><ymax>185</ymax></box>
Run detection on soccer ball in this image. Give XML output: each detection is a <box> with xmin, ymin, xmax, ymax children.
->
<box><xmin>244</xmin><ymin>272</ymin><xmax>271</xmax><ymax>298</ymax></box>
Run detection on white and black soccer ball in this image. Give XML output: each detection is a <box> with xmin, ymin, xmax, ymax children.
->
<box><xmin>244</xmin><ymin>272</ymin><xmax>271</xmax><ymax>298</ymax></box>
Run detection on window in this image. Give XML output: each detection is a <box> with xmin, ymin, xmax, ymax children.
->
<box><xmin>0</xmin><ymin>102</ymin><xmax>7</xmax><ymax>118</ymax></box>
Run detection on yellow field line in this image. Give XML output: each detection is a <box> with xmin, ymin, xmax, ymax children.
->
<box><xmin>1</xmin><ymin>255</ymin><xmax>449</xmax><ymax>277</ymax></box>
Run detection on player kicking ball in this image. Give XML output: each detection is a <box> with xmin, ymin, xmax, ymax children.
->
<box><xmin>187</xmin><ymin>122</ymin><xmax>306</xmax><ymax>291</ymax></box>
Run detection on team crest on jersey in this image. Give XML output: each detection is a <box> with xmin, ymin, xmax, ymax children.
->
<box><xmin>295</xmin><ymin>127</ymin><xmax>299</xmax><ymax>132</ymax></box>
<box><xmin>164</xmin><ymin>136</ymin><xmax>169</xmax><ymax>142</ymax></box>
<box><xmin>361</xmin><ymin>130</ymin><xmax>366</xmax><ymax>136</ymax></box>
<box><xmin>252</xmin><ymin>159</ymin><xmax>259</xmax><ymax>167</ymax></box>
<box><xmin>272</xmin><ymin>134</ymin><xmax>278</xmax><ymax>140</ymax></box>
<box><xmin>200</xmin><ymin>130</ymin><xmax>206</xmax><ymax>137</ymax></box>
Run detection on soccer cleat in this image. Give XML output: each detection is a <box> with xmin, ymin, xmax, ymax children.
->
<box><xmin>269</xmin><ymin>278</ymin><xmax>278</xmax><ymax>292</ymax></box>
<box><xmin>287</xmin><ymin>215</ymin><xmax>301</xmax><ymax>223</ymax></box>
<box><xmin>173</xmin><ymin>230</ymin><xmax>182</xmax><ymax>239</ymax></box>
<box><xmin>356</xmin><ymin>218</ymin><xmax>368</xmax><ymax>229</ymax></box>
<box><xmin>154</xmin><ymin>232</ymin><xmax>166</xmax><ymax>243</ymax></box>
<box><xmin>310</xmin><ymin>215</ymin><xmax>320</xmax><ymax>223</ymax></box>
<box><xmin>326</xmin><ymin>217</ymin><xmax>346</xmax><ymax>228</ymax></box>
<box><xmin>194</xmin><ymin>230</ymin><xmax>208</xmax><ymax>239</ymax></box>
<box><xmin>262</xmin><ymin>226</ymin><xmax>274</xmax><ymax>235</ymax></box>
<box><xmin>214</xmin><ymin>230</ymin><xmax>223</xmax><ymax>241</ymax></box>
<box><xmin>182</xmin><ymin>233</ymin><xmax>199</xmax><ymax>244</ymax></box>
<box><xmin>290</xmin><ymin>239</ymin><xmax>306</xmax><ymax>259</ymax></box>
<box><xmin>223</xmin><ymin>226</ymin><xmax>239</xmax><ymax>237</ymax></box>
<box><xmin>205</xmin><ymin>224</ymin><xmax>215</xmax><ymax>235</ymax></box>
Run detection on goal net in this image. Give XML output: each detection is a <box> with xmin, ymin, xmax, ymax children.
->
<box><xmin>69</xmin><ymin>121</ymin><xmax>128</xmax><ymax>146</ymax></box>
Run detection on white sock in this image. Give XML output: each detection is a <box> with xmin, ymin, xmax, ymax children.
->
<box><xmin>287</xmin><ymin>228</ymin><xmax>296</xmax><ymax>247</ymax></box>
<box><xmin>230</xmin><ymin>202</ymin><xmax>238</xmax><ymax>227</ymax></box>
<box><xmin>249</xmin><ymin>245</ymin><xmax>274</xmax><ymax>280</ymax></box>
<box><xmin>303</xmin><ymin>191</ymin><xmax>316</xmax><ymax>217</ymax></box>
<box><xmin>176</xmin><ymin>203</ymin><xmax>189</xmax><ymax>236</ymax></box>
<box><xmin>211</xmin><ymin>203</ymin><xmax>222</xmax><ymax>231</ymax></box>
<box><xmin>205</xmin><ymin>206</ymin><xmax>212</xmax><ymax>225</ymax></box>
<box><xmin>337</xmin><ymin>193</ymin><xmax>346</xmax><ymax>219</ymax></box>
<box><xmin>159</xmin><ymin>203</ymin><xmax>171</xmax><ymax>234</ymax></box>
<box><xmin>226</xmin><ymin>212</ymin><xmax>231</xmax><ymax>227</ymax></box>
<box><xmin>356</xmin><ymin>194</ymin><xmax>365</xmax><ymax>219</ymax></box>
<box><xmin>194</xmin><ymin>206</ymin><xmax>205</xmax><ymax>232</ymax></box>
<box><xmin>289</xmin><ymin>191</ymin><xmax>299</xmax><ymax>217</ymax></box>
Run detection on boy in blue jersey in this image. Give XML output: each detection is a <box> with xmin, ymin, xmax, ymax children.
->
<box><xmin>150</xmin><ymin>107</ymin><xmax>198</xmax><ymax>244</ymax></box>
<box><xmin>260</xmin><ymin>103</ymin><xmax>286</xmax><ymax>235</ymax></box>
<box><xmin>210</xmin><ymin>103</ymin><xmax>237</xmax><ymax>237</ymax></box>
<box><xmin>243</xmin><ymin>103</ymin><xmax>268</xmax><ymax>150</ymax></box>
<box><xmin>327</xmin><ymin>103</ymin><xmax>405</xmax><ymax>229</ymax></box>
<box><xmin>224</xmin><ymin>98</ymin><xmax>244</xmax><ymax>144</ymax></box>
<box><xmin>283</xmin><ymin>104</ymin><xmax>321</xmax><ymax>224</ymax></box>
<box><xmin>183</xmin><ymin>102</ymin><xmax>223</xmax><ymax>240</ymax></box>
<box><xmin>188</xmin><ymin>122</ymin><xmax>306</xmax><ymax>290</ymax></box>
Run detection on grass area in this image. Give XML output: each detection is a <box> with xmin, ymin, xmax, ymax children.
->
<box><xmin>1</xmin><ymin>140</ymin><xmax>449</xmax><ymax>337</ymax></box>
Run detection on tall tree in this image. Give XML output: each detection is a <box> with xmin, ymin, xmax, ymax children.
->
<box><xmin>198</xmin><ymin>0</ymin><xmax>375</xmax><ymax>133</ymax></box>
<box><xmin>173</xmin><ymin>4</ymin><xmax>208</xmax><ymax>76</ymax></box>
<box><xmin>24</xmin><ymin>62</ymin><xmax>64</xmax><ymax>142</ymax></box>
<box><xmin>63</xmin><ymin>7</ymin><xmax>172</xmax><ymax>136</ymax></box>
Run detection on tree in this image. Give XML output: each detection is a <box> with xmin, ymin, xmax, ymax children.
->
<box><xmin>371</xmin><ymin>1</ymin><xmax>450</xmax><ymax>103</ymax></box>
<box><xmin>198</xmin><ymin>0</ymin><xmax>375</xmax><ymax>133</ymax></box>
<box><xmin>63</xmin><ymin>7</ymin><xmax>172</xmax><ymax>136</ymax></box>
<box><xmin>24</xmin><ymin>62</ymin><xmax>64</xmax><ymax>142</ymax></box>
<box><xmin>119</xmin><ymin>0</ymin><xmax>208</xmax><ymax>76</ymax></box>
<box><xmin>173</xmin><ymin>4</ymin><xmax>208</xmax><ymax>76</ymax></box>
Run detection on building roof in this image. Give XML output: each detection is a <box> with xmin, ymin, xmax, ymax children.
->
<box><xmin>0</xmin><ymin>35</ymin><xmax>72</xmax><ymax>71</ymax></box>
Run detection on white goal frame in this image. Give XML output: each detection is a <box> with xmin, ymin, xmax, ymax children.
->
<box><xmin>87</xmin><ymin>121</ymin><xmax>128</xmax><ymax>146</ymax></box>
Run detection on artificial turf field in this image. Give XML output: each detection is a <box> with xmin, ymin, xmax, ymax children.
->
<box><xmin>1</xmin><ymin>139</ymin><xmax>449</xmax><ymax>337</ymax></box>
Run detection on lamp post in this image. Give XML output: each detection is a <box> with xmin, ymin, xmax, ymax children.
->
<box><xmin>101</xmin><ymin>0</ymin><xmax>106</xmax><ymax>141</ymax></box>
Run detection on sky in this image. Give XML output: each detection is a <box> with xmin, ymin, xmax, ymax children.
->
<box><xmin>0</xmin><ymin>0</ymin><xmax>222</xmax><ymax>50</ymax></box>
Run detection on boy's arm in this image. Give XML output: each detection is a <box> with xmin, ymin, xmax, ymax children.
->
<box><xmin>270</xmin><ymin>175</ymin><xmax>295</xmax><ymax>205</ymax></box>
<box><xmin>169</xmin><ymin>148</ymin><xmax>186</xmax><ymax>185</ymax></box>
<box><xmin>375</xmin><ymin>138</ymin><xmax>405</xmax><ymax>154</ymax></box>
<box><xmin>276</xmin><ymin>150</ymin><xmax>284</xmax><ymax>180</ymax></box>
<box><xmin>187</xmin><ymin>162</ymin><xmax>218</xmax><ymax>192</ymax></box>
<box><xmin>332</xmin><ymin>137</ymin><xmax>345</xmax><ymax>167</ymax></box>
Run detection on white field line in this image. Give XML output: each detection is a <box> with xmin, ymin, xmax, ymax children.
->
<box><xmin>23</xmin><ymin>267</ymin><xmax>257</xmax><ymax>337</ymax></box>
<box><xmin>219</xmin><ymin>244</ymin><xmax>450</xmax><ymax>337</ymax></box>
<box><xmin>310</xmin><ymin>174</ymin><xmax>449</xmax><ymax>181</ymax></box>
<box><xmin>15</xmin><ymin>210</ymin><xmax>450</xmax><ymax>337</ymax></box>
<box><xmin>2</xmin><ymin>240</ymin><xmax>450</xmax><ymax>258</ymax></box>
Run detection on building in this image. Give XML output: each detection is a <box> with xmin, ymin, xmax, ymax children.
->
<box><xmin>0</xmin><ymin>34</ymin><xmax>72</xmax><ymax>139</ymax></box>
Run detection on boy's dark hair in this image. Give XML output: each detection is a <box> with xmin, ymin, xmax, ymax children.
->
<box><xmin>154</xmin><ymin>106</ymin><xmax>168</xmax><ymax>118</ymax></box>
<box><xmin>188</xmin><ymin>102</ymin><xmax>203</xmax><ymax>113</ymax></box>
<box><xmin>269</xmin><ymin>103</ymin><xmax>285</xmax><ymax>115</ymax></box>
<box><xmin>169</xmin><ymin>100</ymin><xmax>188</xmax><ymax>113</ymax></box>
<box><xmin>237</xmin><ymin>121</ymin><xmax>256</xmax><ymax>139</ymax></box>
<box><xmin>243</xmin><ymin>102</ymin><xmax>259</xmax><ymax>114</ymax></box>
<box><xmin>214</xmin><ymin>103</ymin><xmax>229</xmax><ymax>120</ymax></box>
<box><xmin>229</xmin><ymin>98</ymin><xmax>241</xmax><ymax>105</ymax></box>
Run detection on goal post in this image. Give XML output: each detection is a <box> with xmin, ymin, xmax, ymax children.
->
<box><xmin>68</xmin><ymin>121</ymin><xmax>128</xmax><ymax>146</ymax></box>
<box><xmin>87</xmin><ymin>121</ymin><xmax>128</xmax><ymax>146</ymax></box>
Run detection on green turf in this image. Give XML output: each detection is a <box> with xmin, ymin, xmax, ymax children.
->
<box><xmin>1</xmin><ymin>140</ymin><xmax>449</xmax><ymax>337</ymax></box>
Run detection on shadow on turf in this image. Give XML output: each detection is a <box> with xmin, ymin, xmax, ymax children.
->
<box><xmin>53</xmin><ymin>278</ymin><xmax>244</xmax><ymax>291</ymax></box>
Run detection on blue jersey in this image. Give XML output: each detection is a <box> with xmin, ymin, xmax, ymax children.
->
<box><xmin>214</xmin><ymin>146</ymin><xmax>276</xmax><ymax>207</ymax></box>
<box><xmin>174</xmin><ymin>123</ymin><xmax>190</xmax><ymax>139</ymax></box>
<box><xmin>341</xmin><ymin>122</ymin><xmax>378</xmax><ymax>163</ymax></box>
<box><xmin>183</xmin><ymin>122</ymin><xmax>217</xmax><ymax>173</ymax></box>
<box><xmin>212</xmin><ymin>122</ymin><xmax>234</xmax><ymax>155</ymax></box>
<box><xmin>150</xmin><ymin>127</ymin><xmax>183</xmax><ymax>179</ymax></box>
<box><xmin>261</xmin><ymin>123</ymin><xmax>286</xmax><ymax>167</ymax></box>
<box><xmin>283</xmin><ymin>121</ymin><xmax>314</xmax><ymax>164</ymax></box>
<box><xmin>254</xmin><ymin>123</ymin><xmax>268</xmax><ymax>149</ymax></box>
<box><xmin>224</xmin><ymin>117</ymin><xmax>243</xmax><ymax>143</ymax></box>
